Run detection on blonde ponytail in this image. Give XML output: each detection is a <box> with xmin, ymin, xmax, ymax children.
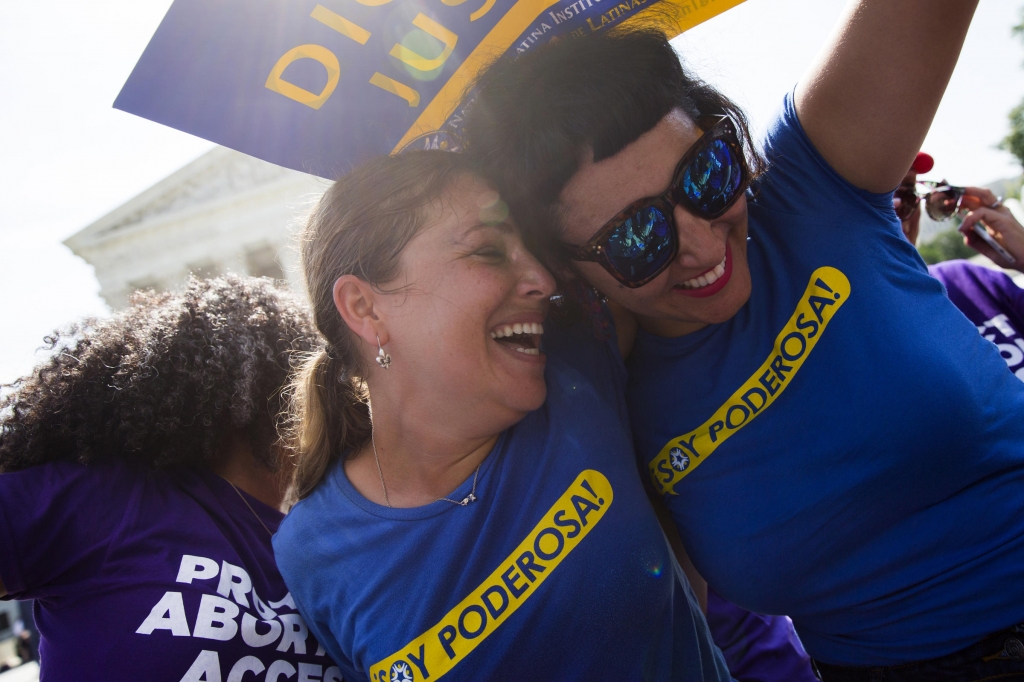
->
<box><xmin>288</xmin><ymin>349</ymin><xmax>370</xmax><ymax>499</ymax></box>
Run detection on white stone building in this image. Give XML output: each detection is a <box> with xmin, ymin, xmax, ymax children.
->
<box><xmin>65</xmin><ymin>147</ymin><xmax>328</xmax><ymax>309</ymax></box>
<box><xmin>65</xmin><ymin>153</ymin><xmax>1024</xmax><ymax>312</ymax></box>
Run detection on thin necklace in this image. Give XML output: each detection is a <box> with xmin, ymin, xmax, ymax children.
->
<box><xmin>371</xmin><ymin>430</ymin><xmax>482</xmax><ymax>508</ymax></box>
<box><xmin>370</xmin><ymin>428</ymin><xmax>392</xmax><ymax>508</ymax></box>
<box><xmin>437</xmin><ymin>465</ymin><xmax>481</xmax><ymax>506</ymax></box>
<box><xmin>228</xmin><ymin>480</ymin><xmax>274</xmax><ymax>538</ymax></box>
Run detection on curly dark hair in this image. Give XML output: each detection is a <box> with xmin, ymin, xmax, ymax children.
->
<box><xmin>0</xmin><ymin>275</ymin><xmax>320</xmax><ymax>473</ymax></box>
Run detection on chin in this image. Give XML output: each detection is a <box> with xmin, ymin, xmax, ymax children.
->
<box><xmin>498</xmin><ymin>378</ymin><xmax>547</xmax><ymax>416</ymax></box>
<box><xmin>516</xmin><ymin>384</ymin><xmax>548</xmax><ymax>414</ymax></box>
<box><xmin>705</xmin><ymin>276</ymin><xmax>752</xmax><ymax>323</ymax></box>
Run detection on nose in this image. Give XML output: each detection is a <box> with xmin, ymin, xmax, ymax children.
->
<box><xmin>513</xmin><ymin>247</ymin><xmax>557</xmax><ymax>301</ymax></box>
<box><xmin>672</xmin><ymin>204</ymin><xmax>724</xmax><ymax>268</ymax></box>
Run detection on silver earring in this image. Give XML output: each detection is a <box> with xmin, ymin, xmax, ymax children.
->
<box><xmin>375</xmin><ymin>335</ymin><xmax>391</xmax><ymax>369</ymax></box>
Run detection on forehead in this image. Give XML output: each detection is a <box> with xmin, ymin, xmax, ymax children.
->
<box><xmin>413</xmin><ymin>174</ymin><xmax>515</xmax><ymax>247</ymax></box>
<box><xmin>558</xmin><ymin>109</ymin><xmax>703</xmax><ymax>243</ymax></box>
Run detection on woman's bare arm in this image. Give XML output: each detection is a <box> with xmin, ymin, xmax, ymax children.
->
<box><xmin>796</xmin><ymin>0</ymin><xmax>978</xmax><ymax>193</ymax></box>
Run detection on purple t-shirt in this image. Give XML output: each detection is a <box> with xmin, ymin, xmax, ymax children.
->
<box><xmin>706</xmin><ymin>589</ymin><xmax>816</xmax><ymax>682</ymax></box>
<box><xmin>0</xmin><ymin>460</ymin><xmax>340</xmax><ymax>682</ymax></box>
<box><xmin>929</xmin><ymin>260</ymin><xmax>1024</xmax><ymax>382</ymax></box>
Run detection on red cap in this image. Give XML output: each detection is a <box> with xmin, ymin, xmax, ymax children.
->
<box><xmin>911</xmin><ymin>152</ymin><xmax>934</xmax><ymax>175</ymax></box>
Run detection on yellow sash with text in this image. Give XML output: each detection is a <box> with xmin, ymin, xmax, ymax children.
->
<box><xmin>649</xmin><ymin>267</ymin><xmax>851</xmax><ymax>496</ymax></box>
<box><xmin>369</xmin><ymin>470</ymin><xmax>614</xmax><ymax>682</ymax></box>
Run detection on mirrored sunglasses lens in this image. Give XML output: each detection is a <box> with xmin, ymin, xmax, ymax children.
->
<box><xmin>677</xmin><ymin>140</ymin><xmax>743</xmax><ymax>215</ymax></box>
<box><xmin>924</xmin><ymin>189</ymin><xmax>959</xmax><ymax>222</ymax></box>
<box><xmin>604</xmin><ymin>206</ymin><xmax>673</xmax><ymax>281</ymax></box>
<box><xmin>893</xmin><ymin>188</ymin><xmax>919</xmax><ymax>221</ymax></box>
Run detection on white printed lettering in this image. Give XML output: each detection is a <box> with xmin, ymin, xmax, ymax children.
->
<box><xmin>194</xmin><ymin>594</ymin><xmax>240</xmax><ymax>641</ymax></box>
<box><xmin>998</xmin><ymin>342</ymin><xmax>1024</xmax><ymax>367</ymax></box>
<box><xmin>226</xmin><ymin>655</ymin><xmax>266</xmax><ymax>682</ymax></box>
<box><xmin>241</xmin><ymin>612</ymin><xmax>283</xmax><ymax>648</ymax></box>
<box><xmin>180</xmin><ymin>650</ymin><xmax>222</xmax><ymax>682</ymax></box>
<box><xmin>276</xmin><ymin>613</ymin><xmax>309</xmax><ymax>654</ymax></box>
<box><xmin>266</xmin><ymin>660</ymin><xmax>297</xmax><ymax>682</ymax></box>
<box><xmin>985</xmin><ymin>314</ymin><xmax>1016</xmax><ymax>338</ymax></box>
<box><xmin>217</xmin><ymin>561</ymin><xmax>253</xmax><ymax>608</ymax></box>
<box><xmin>252</xmin><ymin>589</ymin><xmax>278</xmax><ymax>620</ymax></box>
<box><xmin>177</xmin><ymin>555</ymin><xmax>220</xmax><ymax>584</ymax></box>
<box><xmin>268</xmin><ymin>593</ymin><xmax>296</xmax><ymax>610</ymax></box>
<box><xmin>136</xmin><ymin>591</ymin><xmax>191</xmax><ymax>636</ymax></box>
<box><xmin>323</xmin><ymin>667</ymin><xmax>343</xmax><ymax>682</ymax></box>
<box><xmin>298</xmin><ymin>663</ymin><xmax>323</xmax><ymax>682</ymax></box>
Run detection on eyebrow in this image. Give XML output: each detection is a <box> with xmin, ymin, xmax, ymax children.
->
<box><xmin>459</xmin><ymin>221</ymin><xmax>515</xmax><ymax>238</ymax></box>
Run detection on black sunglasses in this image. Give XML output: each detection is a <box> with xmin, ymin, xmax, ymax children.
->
<box><xmin>564</xmin><ymin>116</ymin><xmax>749</xmax><ymax>288</ymax></box>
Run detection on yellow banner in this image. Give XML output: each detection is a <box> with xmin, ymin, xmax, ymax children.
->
<box><xmin>393</xmin><ymin>0</ymin><xmax>748</xmax><ymax>152</ymax></box>
<box><xmin>649</xmin><ymin>267</ymin><xmax>851</xmax><ymax>496</ymax></box>
<box><xmin>370</xmin><ymin>470</ymin><xmax>613</xmax><ymax>682</ymax></box>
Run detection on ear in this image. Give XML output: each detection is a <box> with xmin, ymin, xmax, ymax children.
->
<box><xmin>333</xmin><ymin>275</ymin><xmax>387</xmax><ymax>346</ymax></box>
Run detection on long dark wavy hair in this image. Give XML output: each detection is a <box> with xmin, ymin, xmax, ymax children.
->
<box><xmin>0</xmin><ymin>275</ymin><xmax>319</xmax><ymax>473</ymax></box>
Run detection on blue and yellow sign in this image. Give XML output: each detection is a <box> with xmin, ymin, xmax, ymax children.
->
<box><xmin>114</xmin><ymin>0</ymin><xmax>746</xmax><ymax>178</ymax></box>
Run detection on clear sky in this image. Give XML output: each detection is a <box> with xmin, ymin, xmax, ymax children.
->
<box><xmin>1</xmin><ymin>0</ymin><xmax>1023</xmax><ymax>385</ymax></box>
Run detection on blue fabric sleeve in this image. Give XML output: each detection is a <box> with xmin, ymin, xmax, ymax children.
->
<box><xmin>275</xmin><ymin>498</ymin><xmax>361</xmax><ymax>679</ymax></box>
<box><xmin>752</xmin><ymin>93</ymin><xmax>899</xmax><ymax>221</ymax></box>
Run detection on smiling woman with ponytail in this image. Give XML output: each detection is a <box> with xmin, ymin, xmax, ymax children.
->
<box><xmin>284</xmin><ymin>152</ymin><xmax>462</xmax><ymax>500</ymax></box>
<box><xmin>273</xmin><ymin>150</ymin><xmax>731</xmax><ymax>682</ymax></box>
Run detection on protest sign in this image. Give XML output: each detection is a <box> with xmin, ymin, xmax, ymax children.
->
<box><xmin>115</xmin><ymin>0</ymin><xmax>746</xmax><ymax>178</ymax></box>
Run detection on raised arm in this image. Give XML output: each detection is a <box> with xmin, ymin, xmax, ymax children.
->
<box><xmin>795</xmin><ymin>0</ymin><xmax>979</xmax><ymax>193</ymax></box>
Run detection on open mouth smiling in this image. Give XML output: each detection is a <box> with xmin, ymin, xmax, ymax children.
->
<box><xmin>673</xmin><ymin>243</ymin><xmax>733</xmax><ymax>298</ymax></box>
<box><xmin>490</xmin><ymin>322</ymin><xmax>544</xmax><ymax>356</ymax></box>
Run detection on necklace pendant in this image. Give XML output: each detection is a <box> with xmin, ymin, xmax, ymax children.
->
<box><xmin>465</xmin><ymin>493</ymin><xmax>477</xmax><ymax>504</ymax></box>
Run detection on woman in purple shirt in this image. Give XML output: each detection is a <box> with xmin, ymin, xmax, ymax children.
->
<box><xmin>0</xmin><ymin>276</ymin><xmax>338</xmax><ymax>682</ymax></box>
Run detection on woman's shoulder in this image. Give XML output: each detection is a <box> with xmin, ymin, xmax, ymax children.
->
<box><xmin>0</xmin><ymin>459</ymin><xmax>153</xmax><ymax>599</ymax></box>
<box><xmin>753</xmin><ymin>92</ymin><xmax>897</xmax><ymax>219</ymax></box>
<box><xmin>274</xmin><ymin>459</ymin><xmax>349</xmax><ymax>556</ymax></box>
<box><xmin>0</xmin><ymin>458</ymin><xmax>145</xmax><ymax>515</ymax></box>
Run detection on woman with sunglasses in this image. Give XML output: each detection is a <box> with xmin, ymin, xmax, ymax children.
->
<box><xmin>272</xmin><ymin>151</ymin><xmax>731</xmax><ymax>682</ymax></box>
<box><xmin>464</xmin><ymin>3</ymin><xmax>1024</xmax><ymax>680</ymax></box>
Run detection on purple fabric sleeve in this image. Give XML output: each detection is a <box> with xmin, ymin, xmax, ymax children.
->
<box><xmin>0</xmin><ymin>461</ymin><xmax>133</xmax><ymax>599</ymax></box>
<box><xmin>707</xmin><ymin>587</ymin><xmax>818</xmax><ymax>682</ymax></box>
<box><xmin>929</xmin><ymin>261</ymin><xmax>1024</xmax><ymax>333</ymax></box>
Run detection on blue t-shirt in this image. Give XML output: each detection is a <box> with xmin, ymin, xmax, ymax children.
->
<box><xmin>626</xmin><ymin>94</ymin><xmax>1024</xmax><ymax>667</ymax></box>
<box><xmin>274</xmin><ymin>324</ymin><xmax>731</xmax><ymax>682</ymax></box>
